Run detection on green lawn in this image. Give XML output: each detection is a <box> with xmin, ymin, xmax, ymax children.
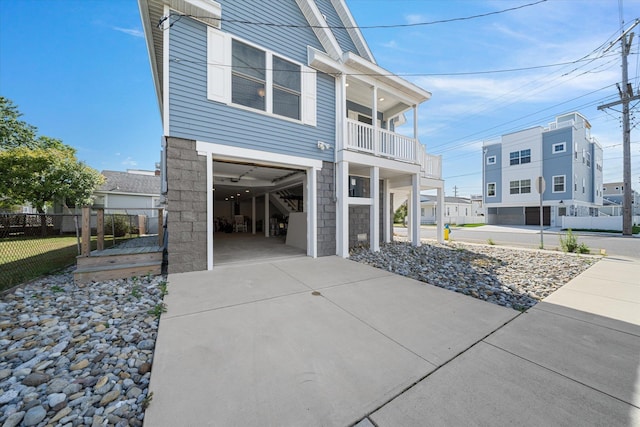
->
<box><xmin>568</xmin><ymin>225</ymin><xmax>640</xmax><ymax>234</ymax></box>
<box><xmin>0</xmin><ymin>235</ymin><xmax>130</xmax><ymax>292</ymax></box>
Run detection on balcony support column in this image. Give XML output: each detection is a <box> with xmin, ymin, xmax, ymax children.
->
<box><xmin>369</xmin><ymin>166</ymin><xmax>380</xmax><ymax>252</ymax></box>
<box><xmin>383</xmin><ymin>179</ymin><xmax>391</xmax><ymax>243</ymax></box>
<box><xmin>436</xmin><ymin>186</ymin><xmax>445</xmax><ymax>243</ymax></box>
<box><xmin>372</xmin><ymin>86</ymin><xmax>378</xmax><ymax>155</ymax></box>
<box><xmin>336</xmin><ymin>160</ymin><xmax>349</xmax><ymax>258</ymax></box>
<box><xmin>411</xmin><ymin>173</ymin><xmax>421</xmax><ymax>247</ymax></box>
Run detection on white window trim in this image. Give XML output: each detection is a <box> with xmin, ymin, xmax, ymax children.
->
<box><xmin>207</xmin><ymin>28</ymin><xmax>316</xmax><ymax>126</ymax></box>
<box><xmin>487</xmin><ymin>182</ymin><xmax>496</xmax><ymax>197</ymax></box>
<box><xmin>552</xmin><ymin>142</ymin><xmax>566</xmax><ymax>153</ymax></box>
<box><xmin>552</xmin><ymin>175</ymin><xmax>566</xmax><ymax>193</ymax></box>
<box><xmin>486</xmin><ymin>155</ymin><xmax>496</xmax><ymax>165</ymax></box>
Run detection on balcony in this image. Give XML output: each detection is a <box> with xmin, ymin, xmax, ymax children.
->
<box><xmin>345</xmin><ymin>118</ymin><xmax>441</xmax><ymax>179</ymax></box>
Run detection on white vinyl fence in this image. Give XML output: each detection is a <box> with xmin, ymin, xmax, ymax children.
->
<box><xmin>561</xmin><ymin>215</ymin><xmax>640</xmax><ymax>231</ymax></box>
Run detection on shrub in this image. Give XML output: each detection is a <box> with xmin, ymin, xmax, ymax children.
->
<box><xmin>559</xmin><ymin>229</ymin><xmax>590</xmax><ymax>254</ymax></box>
<box><xmin>559</xmin><ymin>229</ymin><xmax>578</xmax><ymax>252</ymax></box>
<box><xmin>105</xmin><ymin>215</ymin><xmax>130</xmax><ymax>237</ymax></box>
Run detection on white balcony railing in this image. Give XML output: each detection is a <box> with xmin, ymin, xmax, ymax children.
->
<box><xmin>345</xmin><ymin>118</ymin><xmax>441</xmax><ymax>179</ymax></box>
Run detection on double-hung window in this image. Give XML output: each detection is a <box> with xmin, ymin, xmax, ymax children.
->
<box><xmin>207</xmin><ymin>29</ymin><xmax>316</xmax><ymax>125</ymax></box>
<box><xmin>272</xmin><ymin>56</ymin><xmax>301</xmax><ymax>120</ymax></box>
<box><xmin>231</xmin><ymin>40</ymin><xmax>301</xmax><ymax>120</ymax></box>
<box><xmin>510</xmin><ymin>149</ymin><xmax>531</xmax><ymax>165</ymax></box>
<box><xmin>509</xmin><ymin>179</ymin><xmax>531</xmax><ymax>194</ymax></box>
<box><xmin>553</xmin><ymin>175</ymin><xmax>565</xmax><ymax>193</ymax></box>
<box><xmin>232</xmin><ymin>40</ymin><xmax>266</xmax><ymax>111</ymax></box>
<box><xmin>487</xmin><ymin>182</ymin><xmax>496</xmax><ymax>197</ymax></box>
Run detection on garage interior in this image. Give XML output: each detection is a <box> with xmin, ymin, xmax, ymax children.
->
<box><xmin>212</xmin><ymin>159</ymin><xmax>307</xmax><ymax>265</ymax></box>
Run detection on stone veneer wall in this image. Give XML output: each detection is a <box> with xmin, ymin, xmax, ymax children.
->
<box><xmin>317</xmin><ymin>161</ymin><xmax>336</xmax><ymax>256</ymax></box>
<box><xmin>165</xmin><ymin>137</ymin><xmax>208</xmax><ymax>273</ymax></box>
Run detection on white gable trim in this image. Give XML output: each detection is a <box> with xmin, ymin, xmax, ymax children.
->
<box><xmin>330</xmin><ymin>0</ymin><xmax>375</xmax><ymax>63</ymax></box>
<box><xmin>294</xmin><ymin>0</ymin><xmax>342</xmax><ymax>60</ymax></box>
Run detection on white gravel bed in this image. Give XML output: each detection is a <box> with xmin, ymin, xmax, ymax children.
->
<box><xmin>350</xmin><ymin>241</ymin><xmax>599</xmax><ymax>311</ymax></box>
<box><xmin>0</xmin><ymin>270</ymin><xmax>166</xmax><ymax>427</ymax></box>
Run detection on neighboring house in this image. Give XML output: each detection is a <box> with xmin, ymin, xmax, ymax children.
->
<box><xmin>483</xmin><ymin>112</ymin><xmax>603</xmax><ymax>227</ymax></box>
<box><xmin>93</xmin><ymin>170</ymin><xmax>162</xmax><ymax>216</ymax></box>
<box><xmin>138</xmin><ymin>0</ymin><xmax>444</xmax><ymax>273</ymax></box>
<box><xmin>420</xmin><ymin>196</ymin><xmax>483</xmax><ymax>225</ymax></box>
<box><xmin>601</xmin><ymin>182</ymin><xmax>640</xmax><ymax>216</ymax></box>
<box><xmin>470</xmin><ymin>194</ymin><xmax>483</xmax><ymax>216</ymax></box>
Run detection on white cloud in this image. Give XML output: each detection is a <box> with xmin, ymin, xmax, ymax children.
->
<box><xmin>113</xmin><ymin>27</ymin><xmax>144</xmax><ymax>38</ymax></box>
<box><xmin>122</xmin><ymin>157</ymin><xmax>138</xmax><ymax>167</ymax></box>
<box><xmin>381</xmin><ymin>40</ymin><xmax>398</xmax><ymax>49</ymax></box>
<box><xmin>404</xmin><ymin>14</ymin><xmax>428</xmax><ymax>25</ymax></box>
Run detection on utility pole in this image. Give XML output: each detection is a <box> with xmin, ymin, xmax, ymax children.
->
<box><xmin>453</xmin><ymin>185</ymin><xmax>458</xmax><ymax>197</ymax></box>
<box><xmin>598</xmin><ymin>18</ymin><xmax>640</xmax><ymax>236</ymax></box>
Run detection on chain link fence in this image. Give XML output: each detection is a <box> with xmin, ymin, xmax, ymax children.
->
<box><xmin>0</xmin><ymin>211</ymin><xmax>155</xmax><ymax>291</ymax></box>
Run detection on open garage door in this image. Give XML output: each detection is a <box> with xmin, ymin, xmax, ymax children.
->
<box><xmin>525</xmin><ymin>206</ymin><xmax>550</xmax><ymax>226</ymax></box>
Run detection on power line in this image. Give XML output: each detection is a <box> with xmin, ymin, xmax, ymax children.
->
<box><xmin>166</xmin><ymin>0</ymin><xmax>547</xmax><ymax>30</ymax></box>
<box><xmin>169</xmin><ymin>54</ymin><xmax>622</xmax><ymax>77</ymax></box>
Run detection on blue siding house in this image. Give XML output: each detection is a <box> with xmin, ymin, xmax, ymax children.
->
<box><xmin>483</xmin><ymin>113</ymin><xmax>603</xmax><ymax>227</ymax></box>
<box><xmin>139</xmin><ymin>0</ymin><xmax>444</xmax><ymax>273</ymax></box>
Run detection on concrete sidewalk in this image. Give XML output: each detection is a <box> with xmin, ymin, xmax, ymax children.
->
<box><xmin>145</xmin><ymin>255</ymin><xmax>640</xmax><ymax>426</ymax></box>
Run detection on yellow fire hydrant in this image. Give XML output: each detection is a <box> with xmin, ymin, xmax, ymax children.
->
<box><xmin>444</xmin><ymin>223</ymin><xmax>450</xmax><ymax>241</ymax></box>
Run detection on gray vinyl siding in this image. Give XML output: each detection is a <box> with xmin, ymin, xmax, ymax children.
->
<box><xmin>542</xmin><ymin>128</ymin><xmax>571</xmax><ymax>201</ymax></box>
<box><xmin>313</xmin><ymin>0</ymin><xmax>359</xmax><ymax>55</ymax></box>
<box><xmin>484</xmin><ymin>144</ymin><xmax>501</xmax><ymax>204</ymax></box>
<box><xmin>168</xmin><ymin>16</ymin><xmax>335</xmax><ymax>163</ymax></box>
<box><xmin>219</xmin><ymin>0</ymin><xmax>325</xmax><ymax>63</ymax></box>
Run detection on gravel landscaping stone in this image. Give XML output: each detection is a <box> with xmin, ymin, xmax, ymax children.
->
<box><xmin>0</xmin><ymin>269</ymin><xmax>166</xmax><ymax>426</ymax></box>
<box><xmin>351</xmin><ymin>241</ymin><xmax>598</xmax><ymax>311</ymax></box>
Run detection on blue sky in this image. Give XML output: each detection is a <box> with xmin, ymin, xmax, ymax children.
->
<box><xmin>1</xmin><ymin>0</ymin><xmax>639</xmax><ymax>197</ymax></box>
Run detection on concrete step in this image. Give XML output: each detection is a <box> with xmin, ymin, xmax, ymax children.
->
<box><xmin>74</xmin><ymin>261</ymin><xmax>162</xmax><ymax>284</ymax></box>
<box><xmin>76</xmin><ymin>251</ymin><xmax>163</xmax><ymax>268</ymax></box>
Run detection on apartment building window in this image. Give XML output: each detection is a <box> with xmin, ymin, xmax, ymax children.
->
<box><xmin>509</xmin><ymin>179</ymin><xmax>531</xmax><ymax>194</ymax></box>
<box><xmin>487</xmin><ymin>182</ymin><xmax>496</xmax><ymax>197</ymax></box>
<box><xmin>510</xmin><ymin>149</ymin><xmax>531</xmax><ymax>165</ymax></box>
<box><xmin>486</xmin><ymin>155</ymin><xmax>496</xmax><ymax>165</ymax></box>
<box><xmin>574</xmin><ymin>174</ymin><xmax>578</xmax><ymax>191</ymax></box>
<box><xmin>582</xmin><ymin>148</ymin><xmax>586</xmax><ymax>164</ymax></box>
<box><xmin>574</xmin><ymin>142</ymin><xmax>578</xmax><ymax>160</ymax></box>
<box><xmin>552</xmin><ymin>142</ymin><xmax>566</xmax><ymax>153</ymax></box>
<box><xmin>586</xmin><ymin>152</ymin><xmax>591</xmax><ymax>167</ymax></box>
<box><xmin>553</xmin><ymin>175</ymin><xmax>565</xmax><ymax>193</ymax></box>
<box><xmin>582</xmin><ymin>178</ymin><xmax>585</xmax><ymax>194</ymax></box>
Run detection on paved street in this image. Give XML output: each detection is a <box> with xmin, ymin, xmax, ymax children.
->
<box><xmin>395</xmin><ymin>225</ymin><xmax>639</xmax><ymax>258</ymax></box>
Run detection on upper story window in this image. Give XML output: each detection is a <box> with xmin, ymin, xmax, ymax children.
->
<box><xmin>553</xmin><ymin>175</ymin><xmax>565</xmax><ymax>193</ymax></box>
<box><xmin>510</xmin><ymin>149</ymin><xmax>531</xmax><ymax>165</ymax></box>
<box><xmin>574</xmin><ymin>142</ymin><xmax>578</xmax><ymax>159</ymax></box>
<box><xmin>232</xmin><ymin>40</ymin><xmax>266</xmax><ymax>111</ymax></box>
<box><xmin>231</xmin><ymin>40</ymin><xmax>301</xmax><ymax>120</ymax></box>
<box><xmin>207</xmin><ymin>28</ymin><xmax>316</xmax><ymax>125</ymax></box>
<box><xmin>272</xmin><ymin>57</ymin><xmax>301</xmax><ymax>120</ymax></box>
<box><xmin>586</xmin><ymin>152</ymin><xmax>591</xmax><ymax>167</ymax></box>
<box><xmin>486</xmin><ymin>155</ymin><xmax>496</xmax><ymax>165</ymax></box>
<box><xmin>553</xmin><ymin>142</ymin><xmax>566</xmax><ymax>153</ymax></box>
<box><xmin>487</xmin><ymin>182</ymin><xmax>496</xmax><ymax>197</ymax></box>
<box><xmin>510</xmin><ymin>179</ymin><xmax>531</xmax><ymax>195</ymax></box>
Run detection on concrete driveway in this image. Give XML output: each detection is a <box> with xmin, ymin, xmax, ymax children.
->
<box><xmin>144</xmin><ymin>256</ymin><xmax>517</xmax><ymax>426</ymax></box>
<box><xmin>145</xmin><ymin>255</ymin><xmax>640</xmax><ymax>426</ymax></box>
